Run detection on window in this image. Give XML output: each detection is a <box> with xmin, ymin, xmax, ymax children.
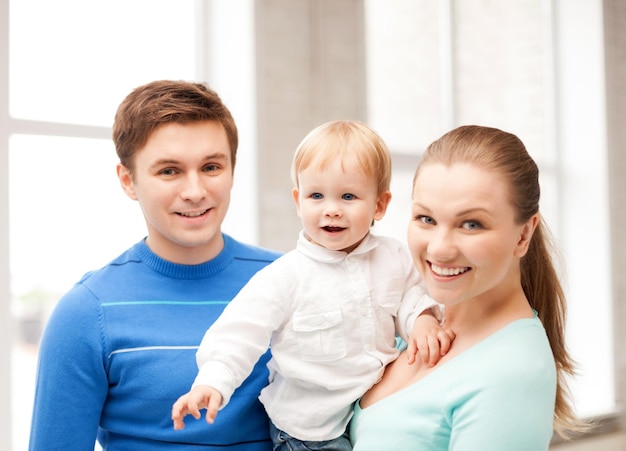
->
<box><xmin>7</xmin><ymin>1</ymin><xmax>196</xmax><ymax>448</ymax></box>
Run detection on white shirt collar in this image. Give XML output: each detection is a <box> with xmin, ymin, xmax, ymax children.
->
<box><xmin>296</xmin><ymin>230</ymin><xmax>379</xmax><ymax>263</ymax></box>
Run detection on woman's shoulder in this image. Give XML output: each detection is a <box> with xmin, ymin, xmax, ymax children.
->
<box><xmin>489</xmin><ymin>317</ymin><xmax>553</xmax><ymax>357</ymax></box>
<box><xmin>470</xmin><ymin>317</ymin><xmax>556</xmax><ymax>384</ymax></box>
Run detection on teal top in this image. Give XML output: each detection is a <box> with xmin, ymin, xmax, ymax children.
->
<box><xmin>350</xmin><ymin>317</ymin><xmax>556</xmax><ymax>451</ymax></box>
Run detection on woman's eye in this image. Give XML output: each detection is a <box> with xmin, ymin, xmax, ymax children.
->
<box><xmin>311</xmin><ymin>193</ymin><xmax>323</xmax><ymax>199</ymax></box>
<box><xmin>462</xmin><ymin>220</ymin><xmax>482</xmax><ymax>230</ymax></box>
<box><xmin>342</xmin><ymin>193</ymin><xmax>355</xmax><ymax>200</ymax></box>
<box><xmin>415</xmin><ymin>215</ymin><xmax>435</xmax><ymax>225</ymax></box>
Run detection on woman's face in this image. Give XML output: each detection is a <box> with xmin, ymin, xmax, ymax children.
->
<box><xmin>407</xmin><ymin>162</ymin><xmax>536</xmax><ymax>309</ymax></box>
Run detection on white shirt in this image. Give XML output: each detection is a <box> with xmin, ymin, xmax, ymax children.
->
<box><xmin>194</xmin><ymin>231</ymin><xmax>440</xmax><ymax>441</ymax></box>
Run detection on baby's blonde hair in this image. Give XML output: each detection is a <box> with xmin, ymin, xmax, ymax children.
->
<box><xmin>291</xmin><ymin>120</ymin><xmax>392</xmax><ymax>195</ymax></box>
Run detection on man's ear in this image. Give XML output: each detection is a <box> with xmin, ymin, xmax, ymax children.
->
<box><xmin>291</xmin><ymin>187</ymin><xmax>302</xmax><ymax>217</ymax></box>
<box><xmin>117</xmin><ymin>163</ymin><xmax>138</xmax><ymax>201</ymax></box>
<box><xmin>515</xmin><ymin>213</ymin><xmax>539</xmax><ymax>257</ymax></box>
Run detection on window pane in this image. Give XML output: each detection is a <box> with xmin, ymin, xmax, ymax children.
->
<box><xmin>9</xmin><ymin>0</ymin><xmax>196</xmax><ymax>127</ymax></box>
<box><xmin>364</xmin><ymin>0</ymin><xmax>441</xmax><ymax>152</ymax></box>
<box><xmin>8</xmin><ymin>2</ymin><xmax>196</xmax><ymax>447</ymax></box>
<box><xmin>373</xmin><ymin>157</ymin><xmax>418</xmax><ymax>240</ymax></box>
<box><xmin>9</xmin><ymin>135</ymin><xmax>146</xmax><ymax>292</ymax></box>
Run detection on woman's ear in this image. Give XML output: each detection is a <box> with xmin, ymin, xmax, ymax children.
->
<box><xmin>117</xmin><ymin>163</ymin><xmax>138</xmax><ymax>201</ymax></box>
<box><xmin>515</xmin><ymin>213</ymin><xmax>539</xmax><ymax>257</ymax></box>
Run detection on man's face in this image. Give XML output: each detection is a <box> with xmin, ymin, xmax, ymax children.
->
<box><xmin>117</xmin><ymin>121</ymin><xmax>234</xmax><ymax>264</ymax></box>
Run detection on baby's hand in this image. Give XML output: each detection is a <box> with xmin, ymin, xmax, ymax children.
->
<box><xmin>171</xmin><ymin>385</ymin><xmax>223</xmax><ymax>430</ymax></box>
<box><xmin>406</xmin><ymin>312</ymin><xmax>455</xmax><ymax>367</ymax></box>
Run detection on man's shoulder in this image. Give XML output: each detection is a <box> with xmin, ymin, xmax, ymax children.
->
<box><xmin>70</xmin><ymin>241</ymin><xmax>145</xmax><ymax>289</ymax></box>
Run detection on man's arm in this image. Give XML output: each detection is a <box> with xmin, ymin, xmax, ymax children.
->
<box><xmin>29</xmin><ymin>284</ymin><xmax>107</xmax><ymax>450</ymax></box>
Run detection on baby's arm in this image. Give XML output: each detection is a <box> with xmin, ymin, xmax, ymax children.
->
<box><xmin>171</xmin><ymin>385</ymin><xmax>223</xmax><ymax>430</ymax></box>
<box><xmin>406</xmin><ymin>310</ymin><xmax>455</xmax><ymax>366</ymax></box>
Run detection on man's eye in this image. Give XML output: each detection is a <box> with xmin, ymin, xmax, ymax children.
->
<box><xmin>342</xmin><ymin>193</ymin><xmax>355</xmax><ymax>200</ymax></box>
<box><xmin>159</xmin><ymin>168</ymin><xmax>177</xmax><ymax>176</ymax></box>
<box><xmin>203</xmin><ymin>164</ymin><xmax>219</xmax><ymax>172</ymax></box>
<box><xmin>311</xmin><ymin>193</ymin><xmax>323</xmax><ymax>199</ymax></box>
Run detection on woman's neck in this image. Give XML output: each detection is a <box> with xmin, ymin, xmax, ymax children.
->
<box><xmin>444</xmin><ymin>286</ymin><xmax>534</xmax><ymax>339</ymax></box>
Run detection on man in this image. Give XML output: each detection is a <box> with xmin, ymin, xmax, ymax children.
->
<box><xmin>29</xmin><ymin>80</ymin><xmax>280</xmax><ymax>450</ymax></box>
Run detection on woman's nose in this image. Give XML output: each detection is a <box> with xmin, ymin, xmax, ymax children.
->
<box><xmin>427</xmin><ymin>228</ymin><xmax>456</xmax><ymax>260</ymax></box>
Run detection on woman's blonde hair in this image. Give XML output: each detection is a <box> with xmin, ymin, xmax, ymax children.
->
<box><xmin>291</xmin><ymin>120</ymin><xmax>392</xmax><ymax>196</ymax></box>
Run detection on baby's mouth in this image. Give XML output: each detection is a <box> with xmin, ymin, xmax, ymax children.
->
<box><xmin>323</xmin><ymin>226</ymin><xmax>345</xmax><ymax>232</ymax></box>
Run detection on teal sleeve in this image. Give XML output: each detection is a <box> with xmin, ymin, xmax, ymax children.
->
<box><xmin>395</xmin><ymin>335</ymin><xmax>408</xmax><ymax>351</ymax></box>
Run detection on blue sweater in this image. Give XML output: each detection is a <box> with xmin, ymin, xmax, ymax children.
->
<box><xmin>29</xmin><ymin>235</ymin><xmax>280</xmax><ymax>451</ymax></box>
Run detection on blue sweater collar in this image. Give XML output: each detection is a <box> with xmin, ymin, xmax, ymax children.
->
<box><xmin>132</xmin><ymin>234</ymin><xmax>236</xmax><ymax>279</ymax></box>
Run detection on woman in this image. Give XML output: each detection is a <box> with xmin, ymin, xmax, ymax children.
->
<box><xmin>350</xmin><ymin>125</ymin><xmax>579</xmax><ymax>450</ymax></box>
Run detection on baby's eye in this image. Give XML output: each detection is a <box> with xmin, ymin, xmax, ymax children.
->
<box><xmin>342</xmin><ymin>193</ymin><xmax>356</xmax><ymax>200</ymax></box>
<box><xmin>311</xmin><ymin>193</ymin><xmax>323</xmax><ymax>200</ymax></box>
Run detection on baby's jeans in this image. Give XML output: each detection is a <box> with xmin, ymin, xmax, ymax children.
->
<box><xmin>269</xmin><ymin>421</ymin><xmax>352</xmax><ymax>451</ymax></box>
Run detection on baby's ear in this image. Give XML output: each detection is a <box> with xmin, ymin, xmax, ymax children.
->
<box><xmin>291</xmin><ymin>187</ymin><xmax>302</xmax><ymax>217</ymax></box>
<box><xmin>373</xmin><ymin>191</ymin><xmax>392</xmax><ymax>221</ymax></box>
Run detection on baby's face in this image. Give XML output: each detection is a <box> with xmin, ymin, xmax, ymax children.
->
<box><xmin>292</xmin><ymin>159</ymin><xmax>389</xmax><ymax>253</ymax></box>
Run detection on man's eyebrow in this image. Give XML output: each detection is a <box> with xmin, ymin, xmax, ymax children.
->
<box><xmin>152</xmin><ymin>158</ymin><xmax>179</xmax><ymax>165</ymax></box>
<box><xmin>203</xmin><ymin>152</ymin><xmax>229</xmax><ymax>161</ymax></box>
<box><xmin>149</xmin><ymin>158</ymin><xmax>180</xmax><ymax>170</ymax></box>
<box><xmin>148</xmin><ymin>153</ymin><xmax>229</xmax><ymax>169</ymax></box>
